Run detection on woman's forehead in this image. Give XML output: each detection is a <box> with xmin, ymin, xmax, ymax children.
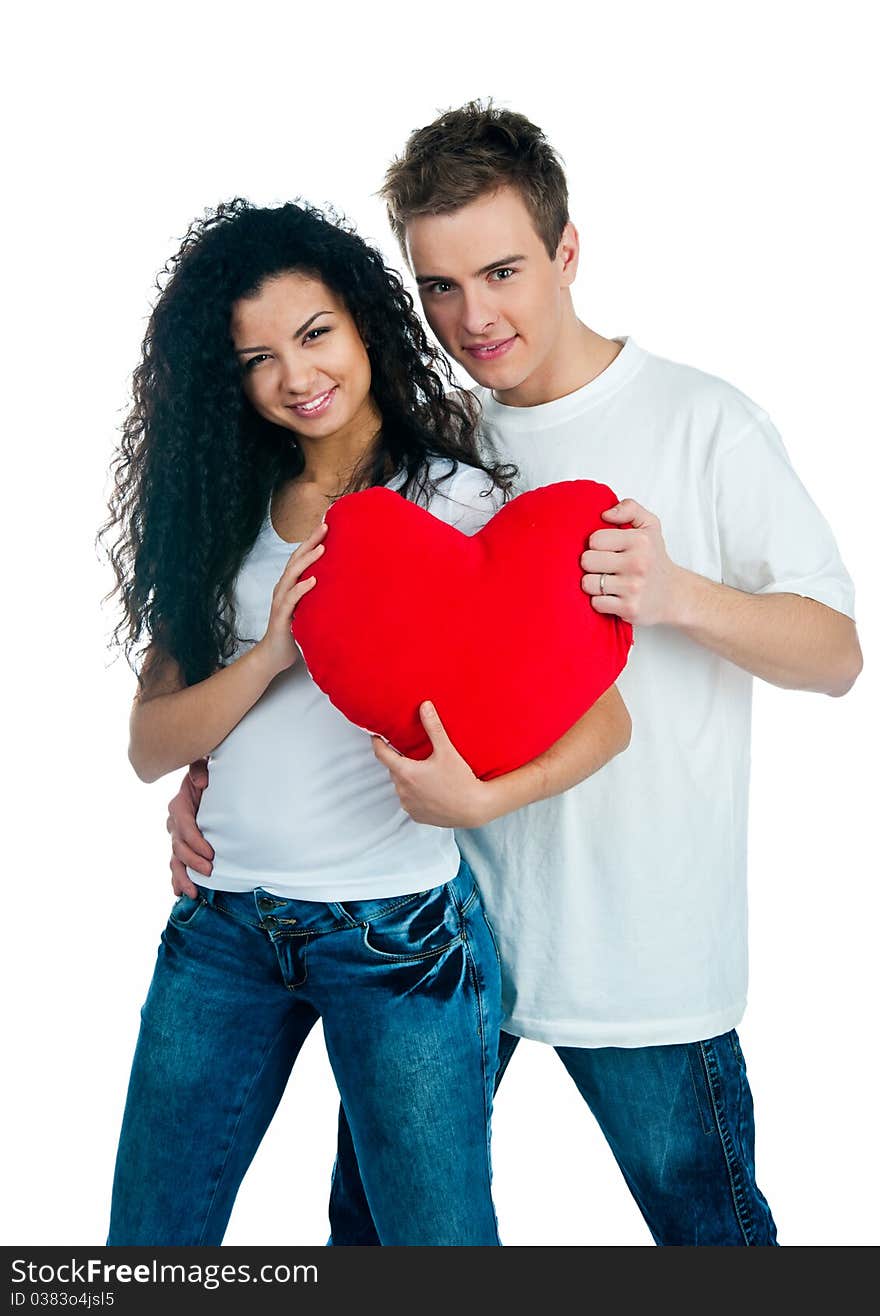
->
<box><xmin>231</xmin><ymin>272</ymin><xmax>344</xmax><ymax>334</ymax></box>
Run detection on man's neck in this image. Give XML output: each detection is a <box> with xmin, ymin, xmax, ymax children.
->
<box><xmin>495</xmin><ymin>318</ymin><xmax>623</xmax><ymax>409</ymax></box>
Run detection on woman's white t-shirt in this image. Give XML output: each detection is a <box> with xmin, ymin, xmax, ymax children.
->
<box><xmin>186</xmin><ymin>461</ymin><xmax>502</xmax><ymax>900</ymax></box>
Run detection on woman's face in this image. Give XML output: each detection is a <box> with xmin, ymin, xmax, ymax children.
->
<box><xmin>231</xmin><ymin>271</ymin><xmax>376</xmax><ymax>444</ymax></box>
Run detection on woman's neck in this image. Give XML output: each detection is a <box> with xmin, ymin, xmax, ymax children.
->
<box><xmin>296</xmin><ymin>398</ymin><xmax>383</xmax><ymax>496</ymax></box>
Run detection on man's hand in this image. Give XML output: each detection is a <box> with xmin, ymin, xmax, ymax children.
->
<box><xmin>167</xmin><ymin>759</ymin><xmax>213</xmax><ymax>896</ymax></box>
<box><xmin>583</xmin><ymin>500</ymin><xmax>862</xmax><ymax>695</ymax></box>
<box><xmin>372</xmin><ymin>702</ymin><xmax>494</xmax><ymax>829</ymax></box>
<box><xmin>581</xmin><ymin>498</ymin><xmax>686</xmax><ymax>626</ymax></box>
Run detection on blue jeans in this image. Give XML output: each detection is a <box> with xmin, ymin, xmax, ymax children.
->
<box><xmin>108</xmin><ymin>858</ymin><xmax>501</xmax><ymax>1246</ymax></box>
<box><xmin>330</xmin><ymin>1028</ymin><xmax>777</xmax><ymax>1245</ymax></box>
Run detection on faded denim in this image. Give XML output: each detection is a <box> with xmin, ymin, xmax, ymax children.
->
<box><xmin>108</xmin><ymin>857</ymin><xmax>501</xmax><ymax>1246</ymax></box>
<box><xmin>330</xmin><ymin>1027</ymin><xmax>777</xmax><ymax>1245</ymax></box>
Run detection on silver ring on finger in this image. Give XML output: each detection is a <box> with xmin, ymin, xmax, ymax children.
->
<box><xmin>599</xmin><ymin>573</ymin><xmax>607</xmax><ymax>596</ymax></box>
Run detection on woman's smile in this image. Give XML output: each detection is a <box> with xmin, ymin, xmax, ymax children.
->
<box><xmin>286</xmin><ymin>385</ymin><xmax>338</xmax><ymax>418</ymax></box>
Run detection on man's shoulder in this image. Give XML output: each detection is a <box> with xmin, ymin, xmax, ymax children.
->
<box><xmin>470</xmin><ymin>350</ymin><xmax>769</xmax><ymax>440</ymax></box>
<box><xmin>635</xmin><ymin>347</ymin><xmax>769</xmax><ymax>436</ymax></box>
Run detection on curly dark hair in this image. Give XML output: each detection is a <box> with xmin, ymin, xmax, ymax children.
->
<box><xmin>98</xmin><ymin>198</ymin><xmax>516</xmax><ymax>689</ymax></box>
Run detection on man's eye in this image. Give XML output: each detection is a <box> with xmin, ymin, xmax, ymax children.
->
<box><xmin>427</xmin><ymin>281</ymin><xmax>453</xmax><ymax>295</ymax></box>
<box><xmin>490</xmin><ymin>268</ymin><xmax>515</xmax><ymax>281</ymax></box>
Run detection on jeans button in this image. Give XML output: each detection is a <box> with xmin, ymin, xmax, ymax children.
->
<box><xmin>257</xmin><ymin>897</ymin><xmax>274</xmax><ymax>911</ymax></box>
<box><xmin>262</xmin><ymin>915</ymin><xmax>278</xmax><ymax>930</ymax></box>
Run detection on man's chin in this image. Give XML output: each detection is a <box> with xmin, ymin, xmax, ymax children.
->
<box><xmin>451</xmin><ymin>354</ymin><xmax>531</xmax><ymax>394</ymax></box>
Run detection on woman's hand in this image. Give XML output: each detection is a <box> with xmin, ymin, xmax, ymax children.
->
<box><xmin>255</xmin><ymin>523</ymin><xmax>327</xmax><ymax>679</ymax></box>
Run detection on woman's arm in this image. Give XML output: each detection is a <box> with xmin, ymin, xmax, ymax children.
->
<box><xmin>372</xmin><ymin>683</ymin><xmax>631</xmax><ymax>829</ymax></box>
<box><xmin>129</xmin><ymin>526</ymin><xmax>326</xmax><ymax>783</ymax></box>
<box><xmin>129</xmin><ymin>643</ymin><xmax>281</xmax><ymax>783</ymax></box>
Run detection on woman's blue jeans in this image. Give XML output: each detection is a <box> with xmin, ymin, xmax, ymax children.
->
<box><xmin>107</xmin><ymin>857</ymin><xmax>501</xmax><ymax>1246</ymax></box>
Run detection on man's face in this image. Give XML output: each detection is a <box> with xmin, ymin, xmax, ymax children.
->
<box><xmin>405</xmin><ymin>185</ymin><xmax>576</xmax><ymax>395</ymax></box>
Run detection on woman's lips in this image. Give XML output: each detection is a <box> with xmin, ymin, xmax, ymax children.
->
<box><xmin>462</xmin><ymin>336</ymin><xmax>517</xmax><ymax>362</ymax></box>
<box><xmin>288</xmin><ymin>386</ymin><xmax>338</xmax><ymax>418</ymax></box>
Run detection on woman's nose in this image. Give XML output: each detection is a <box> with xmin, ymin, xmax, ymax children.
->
<box><xmin>279</xmin><ymin>353</ymin><xmax>316</xmax><ymax>396</ymax></box>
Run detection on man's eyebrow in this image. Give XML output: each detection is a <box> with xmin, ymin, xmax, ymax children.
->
<box><xmin>476</xmin><ymin>254</ymin><xmax>526</xmax><ymax>277</ymax></box>
<box><xmin>235</xmin><ymin>310</ymin><xmax>334</xmax><ymax>354</ymax></box>
<box><xmin>415</xmin><ymin>255</ymin><xmax>526</xmax><ymax>286</ymax></box>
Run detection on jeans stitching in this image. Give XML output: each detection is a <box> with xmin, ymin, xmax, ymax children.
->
<box><xmin>359</xmin><ymin>878</ymin><xmax>465</xmax><ymax>961</ymax></box>
<box><xmin>360</xmin><ymin>926</ymin><xmax>464</xmax><ymax>963</ymax></box>
<box><xmin>282</xmin><ymin>937</ymin><xmax>309</xmax><ymax>991</ymax></box>
<box><xmin>342</xmin><ymin>890</ymin><xmax>436</xmax><ymax>924</ymax></box>
<box><xmin>726</xmin><ymin>1037</ymin><xmax>775</xmax><ymax>1241</ymax></box>
<box><xmin>479</xmin><ymin>907</ymin><xmax>503</xmax><ymax>969</ymax></box>
<box><xmin>463</xmin><ymin>930</ymin><xmax>500</xmax><ymax>1244</ymax></box>
<box><xmin>329</xmin><ymin>902</ymin><xmax>360</xmax><ymax>928</ymax></box>
<box><xmin>459</xmin><ymin>886</ymin><xmax>479</xmax><ymax>917</ymax></box>
<box><xmin>204</xmin><ymin>896</ymin><xmax>264</xmax><ymax>931</ymax></box>
<box><xmin>685</xmin><ymin>1044</ymin><xmax>715</xmax><ymax>1136</ymax></box>
<box><xmin>699</xmin><ymin>1039</ymin><xmax>755</xmax><ymax>1244</ymax></box>
<box><xmin>167</xmin><ymin>895</ymin><xmax>208</xmax><ymax>929</ymax></box>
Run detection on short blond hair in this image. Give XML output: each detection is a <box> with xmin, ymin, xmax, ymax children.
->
<box><xmin>381</xmin><ymin>100</ymin><xmax>569</xmax><ymax>261</ymax></box>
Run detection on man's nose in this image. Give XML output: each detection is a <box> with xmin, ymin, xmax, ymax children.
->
<box><xmin>460</xmin><ymin>288</ymin><xmax>498</xmax><ymax>337</ymax></box>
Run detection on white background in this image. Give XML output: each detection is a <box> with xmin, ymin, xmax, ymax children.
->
<box><xmin>3</xmin><ymin>0</ymin><xmax>877</xmax><ymax>1247</ymax></box>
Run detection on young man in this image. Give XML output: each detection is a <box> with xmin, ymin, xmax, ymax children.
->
<box><xmin>167</xmin><ymin>104</ymin><xmax>861</xmax><ymax>1244</ymax></box>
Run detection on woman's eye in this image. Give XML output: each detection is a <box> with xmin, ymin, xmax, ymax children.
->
<box><xmin>427</xmin><ymin>281</ymin><xmax>453</xmax><ymax>296</ymax></box>
<box><xmin>304</xmin><ymin>326</ymin><xmax>331</xmax><ymax>342</ymax></box>
<box><xmin>242</xmin><ymin>354</ymin><xmax>270</xmax><ymax>372</ymax></box>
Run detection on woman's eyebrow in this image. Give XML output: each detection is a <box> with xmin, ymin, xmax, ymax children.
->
<box><xmin>235</xmin><ymin>310</ymin><xmax>335</xmax><ymax>354</ymax></box>
<box><xmin>293</xmin><ymin>309</ymin><xmax>334</xmax><ymax>338</ymax></box>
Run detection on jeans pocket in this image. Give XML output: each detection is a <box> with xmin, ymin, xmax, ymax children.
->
<box><xmin>361</xmin><ymin>881</ymin><xmax>463</xmax><ymax>962</ymax></box>
<box><xmin>474</xmin><ymin>902</ymin><xmax>502</xmax><ymax>969</ymax></box>
<box><xmin>729</xmin><ymin>1029</ymin><xmax>747</xmax><ymax>1070</ymax></box>
<box><xmin>168</xmin><ymin>891</ymin><xmax>208</xmax><ymax>929</ymax></box>
<box><xmin>686</xmin><ymin>1042</ymin><xmax>717</xmax><ymax>1136</ymax></box>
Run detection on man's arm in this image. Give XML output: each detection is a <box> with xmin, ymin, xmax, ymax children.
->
<box><xmin>373</xmin><ymin>684</ymin><xmax>631</xmax><ymax>829</ymax></box>
<box><xmin>167</xmin><ymin>760</ymin><xmax>213</xmax><ymax>897</ymax></box>
<box><xmin>582</xmin><ymin>500</ymin><xmax>862</xmax><ymax>696</ymax></box>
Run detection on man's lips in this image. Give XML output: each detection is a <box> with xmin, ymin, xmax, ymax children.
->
<box><xmin>462</xmin><ymin>336</ymin><xmax>517</xmax><ymax>361</ymax></box>
<box><xmin>287</xmin><ymin>386</ymin><xmax>337</xmax><ymax>417</ymax></box>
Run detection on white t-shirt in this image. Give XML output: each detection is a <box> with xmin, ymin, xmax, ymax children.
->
<box><xmin>187</xmin><ymin>460</ymin><xmax>502</xmax><ymax>900</ymax></box>
<box><xmin>459</xmin><ymin>337</ymin><xmax>855</xmax><ymax>1047</ymax></box>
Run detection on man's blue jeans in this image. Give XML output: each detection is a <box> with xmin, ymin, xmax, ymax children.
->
<box><xmin>330</xmin><ymin>1028</ymin><xmax>777</xmax><ymax>1245</ymax></box>
<box><xmin>108</xmin><ymin>858</ymin><xmax>501</xmax><ymax>1246</ymax></box>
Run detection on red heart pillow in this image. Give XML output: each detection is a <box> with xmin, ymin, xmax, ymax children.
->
<box><xmin>292</xmin><ymin>480</ymin><xmax>632</xmax><ymax>780</ymax></box>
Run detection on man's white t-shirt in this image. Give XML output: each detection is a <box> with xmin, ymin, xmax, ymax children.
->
<box><xmin>186</xmin><ymin>460</ymin><xmax>502</xmax><ymax>901</ymax></box>
<box><xmin>460</xmin><ymin>337</ymin><xmax>855</xmax><ymax>1047</ymax></box>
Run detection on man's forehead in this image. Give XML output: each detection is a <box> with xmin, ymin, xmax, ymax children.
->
<box><xmin>405</xmin><ymin>187</ymin><xmax>543</xmax><ymax>275</ymax></box>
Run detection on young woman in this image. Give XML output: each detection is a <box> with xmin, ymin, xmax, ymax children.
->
<box><xmin>99</xmin><ymin>199</ymin><xmax>630</xmax><ymax>1246</ymax></box>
